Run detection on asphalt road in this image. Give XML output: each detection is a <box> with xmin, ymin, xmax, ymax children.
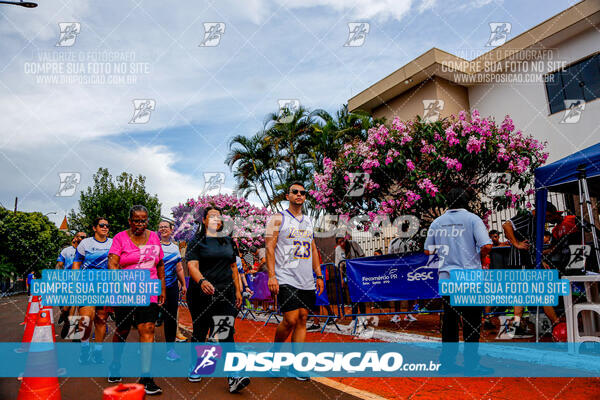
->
<box><xmin>0</xmin><ymin>294</ymin><xmax>363</xmax><ymax>400</ymax></box>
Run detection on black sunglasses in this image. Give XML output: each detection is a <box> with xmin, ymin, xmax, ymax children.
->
<box><xmin>290</xmin><ymin>189</ymin><xmax>307</xmax><ymax>196</ymax></box>
<box><xmin>97</xmin><ymin>223</ymin><xmax>109</xmax><ymax>228</ymax></box>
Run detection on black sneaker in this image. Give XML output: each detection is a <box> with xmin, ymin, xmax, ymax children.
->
<box><xmin>513</xmin><ymin>323</ymin><xmax>533</xmax><ymax>338</ymax></box>
<box><xmin>108</xmin><ymin>364</ymin><xmax>121</xmax><ymax>383</ymax></box>
<box><xmin>228</xmin><ymin>377</ymin><xmax>250</xmax><ymax>393</ymax></box>
<box><xmin>139</xmin><ymin>377</ymin><xmax>162</xmax><ymax>395</ymax></box>
<box><xmin>306</xmin><ymin>323</ymin><xmax>321</xmax><ymax>331</ymax></box>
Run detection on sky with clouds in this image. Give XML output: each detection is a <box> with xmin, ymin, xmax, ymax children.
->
<box><xmin>0</xmin><ymin>0</ymin><xmax>575</xmax><ymax>226</ymax></box>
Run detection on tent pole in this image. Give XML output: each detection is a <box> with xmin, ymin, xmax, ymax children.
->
<box><xmin>577</xmin><ymin>166</ymin><xmax>600</xmax><ymax>271</ymax></box>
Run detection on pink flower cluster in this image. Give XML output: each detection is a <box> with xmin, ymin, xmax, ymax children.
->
<box><xmin>417</xmin><ymin>178</ymin><xmax>439</xmax><ymax>197</ymax></box>
<box><xmin>466</xmin><ymin>135</ymin><xmax>486</xmax><ymax>153</ymax></box>
<box><xmin>440</xmin><ymin>156</ymin><xmax>462</xmax><ymax>171</ymax></box>
<box><xmin>420</xmin><ymin>140</ymin><xmax>436</xmax><ymax>154</ymax></box>
<box><xmin>404</xmin><ymin>190</ymin><xmax>421</xmax><ymax>209</ymax></box>
<box><xmin>445</xmin><ymin>127</ymin><xmax>460</xmax><ymax>146</ymax></box>
<box><xmin>312</xmin><ymin>109</ymin><xmax>549</xmax><ymax>219</ymax></box>
<box><xmin>172</xmin><ymin>194</ymin><xmax>271</xmax><ymax>249</ymax></box>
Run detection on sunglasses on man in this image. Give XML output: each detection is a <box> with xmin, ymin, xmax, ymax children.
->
<box><xmin>97</xmin><ymin>223</ymin><xmax>109</xmax><ymax>228</ymax></box>
<box><xmin>290</xmin><ymin>189</ymin><xmax>307</xmax><ymax>196</ymax></box>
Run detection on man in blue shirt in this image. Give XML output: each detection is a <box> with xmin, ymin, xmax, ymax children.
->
<box><xmin>424</xmin><ymin>188</ymin><xmax>492</xmax><ymax>374</ymax></box>
<box><xmin>56</xmin><ymin>232</ymin><xmax>87</xmax><ymax>269</ymax></box>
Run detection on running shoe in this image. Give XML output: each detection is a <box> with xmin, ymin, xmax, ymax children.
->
<box><xmin>228</xmin><ymin>376</ymin><xmax>250</xmax><ymax>393</ymax></box>
<box><xmin>91</xmin><ymin>349</ymin><xmax>104</xmax><ymax>364</ymax></box>
<box><xmin>108</xmin><ymin>364</ymin><xmax>121</xmax><ymax>383</ymax></box>
<box><xmin>139</xmin><ymin>377</ymin><xmax>162</xmax><ymax>395</ymax></box>
<box><xmin>403</xmin><ymin>314</ymin><xmax>417</xmax><ymax>322</ymax></box>
<box><xmin>188</xmin><ymin>368</ymin><xmax>202</xmax><ymax>383</ymax></box>
<box><xmin>306</xmin><ymin>323</ymin><xmax>321</xmax><ymax>331</ymax></box>
<box><xmin>78</xmin><ymin>345</ymin><xmax>90</xmax><ymax>364</ymax></box>
<box><xmin>390</xmin><ymin>315</ymin><xmax>401</xmax><ymax>323</ymax></box>
<box><xmin>295</xmin><ymin>376</ymin><xmax>310</xmax><ymax>381</ymax></box>
<box><xmin>513</xmin><ymin>323</ymin><xmax>533</xmax><ymax>338</ymax></box>
<box><xmin>166</xmin><ymin>348</ymin><xmax>181</xmax><ymax>362</ymax></box>
<box><xmin>175</xmin><ymin>332</ymin><xmax>188</xmax><ymax>342</ymax></box>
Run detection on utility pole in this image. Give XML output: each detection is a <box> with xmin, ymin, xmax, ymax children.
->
<box><xmin>14</xmin><ymin>197</ymin><xmax>18</xmax><ymax>213</ymax></box>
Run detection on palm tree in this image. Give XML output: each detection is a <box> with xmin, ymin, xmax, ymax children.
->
<box><xmin>225</xmin><ymin>132</ymin><xmax>272</xmax><ymax>208</ymax></box>
<box><xmin>226</xmin><ymin>104</ymin><xmax>384</xmax><ymax>211</ymax></box>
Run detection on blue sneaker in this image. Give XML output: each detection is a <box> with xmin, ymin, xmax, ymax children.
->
<box><xmin>166</xmin><ymin>348</ymin><xmax>181</xmax><ymax>362</ymax></box>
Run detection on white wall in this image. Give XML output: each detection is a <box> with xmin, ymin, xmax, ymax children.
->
<box><xmin>468</xmin><ymin>27</ymin><xmax>600</xmax><ymax>163</ymax></box>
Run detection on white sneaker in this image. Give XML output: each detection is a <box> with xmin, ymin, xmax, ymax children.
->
<box><xmin>390</xmin><ymin>315</ymin><xmax>401</xmax><ymax>323</ymax></box>
<box><xmin>403</xmin><ymin>314</ymin><xmax>417</xmax><ymax>322</ymax></box>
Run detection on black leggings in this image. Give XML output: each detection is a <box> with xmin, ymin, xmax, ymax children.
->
<box><xmin>160</xmin><ymin>284</ymin><xmax>180</xmax><ymax>343</ymax></box>
<box><xmin>187</xmin><ymin>286</ymin><xmax>237</xmax><ymax>343</ymax></box>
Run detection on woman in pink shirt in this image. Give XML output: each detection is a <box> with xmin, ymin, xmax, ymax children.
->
<box><xmin>107</xmin><ymin>205</ymin><xmax>166</xmax><ymax>395</ymax></box>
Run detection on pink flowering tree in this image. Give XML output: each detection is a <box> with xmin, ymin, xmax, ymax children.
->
<box><xmin>171</xmin><ymin>194</ymin><xmax>271</xmax><ymax>252</ymax></box>
<box><xmin>311</xmin><ymin>110</ymin><xmax>548</xmax><ymax>230</ymax></box>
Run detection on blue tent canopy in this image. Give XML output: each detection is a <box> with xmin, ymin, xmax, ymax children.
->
<box><xmin>534</xmin><ymin>142</ymin><xmax>600</xmax><ymax>267</ymax></box>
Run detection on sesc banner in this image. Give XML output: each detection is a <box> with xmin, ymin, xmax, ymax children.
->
<box><xmin>345</xmin><ymin>253</ymin><xmax>440</xmax><ymax>302</ymax></box>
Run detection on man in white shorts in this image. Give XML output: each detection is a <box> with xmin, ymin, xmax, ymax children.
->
<box><xmin>266</xmin><ymin>182</ymin><xmax>324</xmax><ymax>380</ymax></box>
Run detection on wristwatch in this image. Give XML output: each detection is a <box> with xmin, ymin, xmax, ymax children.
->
<box><xmin>316</xmin><ymin>275</ymin><xmax>324</xmax><ymax>280</ymax></box>
<box><xmin>198</xmin><ymin>278</ymin><xmax>207</xmax><ymax>285</ymax></box>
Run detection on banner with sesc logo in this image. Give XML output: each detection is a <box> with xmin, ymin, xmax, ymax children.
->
<box><xmin>345</xmin><ymin>253</ymin><xmax>440</xmax><ymax>302</ymax></box>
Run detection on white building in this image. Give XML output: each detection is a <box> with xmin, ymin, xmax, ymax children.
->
<box><xmin>348</xmin><ymin>0</ymin><xmax>600</xmax><ymax>164</ymax></box>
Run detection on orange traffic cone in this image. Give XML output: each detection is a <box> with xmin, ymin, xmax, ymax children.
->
<box><xmin>40</xmin><ymin>303</ymin><xmax>56</xmax><ymax>339</ymax></box>
<box><xmin>15</xmin><ymin>297</ymin><xmax>42</xmax><ymax>352</ymax></box>
<box><xmin>103</xmin><ymin>383</ymin><xmax>146</xmax><ymax>400</ymax></box>
<box><xmin>17</xmin><ymin>310</ymin><xmax>61</xmax><ymax>400</ymax></box>
<box><xmin>21</xmin><ymin>296</ymin><xmax>34</xmax><ymax>325</ymax></box>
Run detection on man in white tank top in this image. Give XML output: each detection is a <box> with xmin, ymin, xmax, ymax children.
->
<box><xmin>266</xmin><ymin>183</ymin><xmax>324</xmax><ymax>379</ymax></box>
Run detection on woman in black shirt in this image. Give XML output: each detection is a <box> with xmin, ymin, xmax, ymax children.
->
<box><xmin>185</xmin><ymin>206</ymin><xmax>250</xmax><ymax>393</ymax></box>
